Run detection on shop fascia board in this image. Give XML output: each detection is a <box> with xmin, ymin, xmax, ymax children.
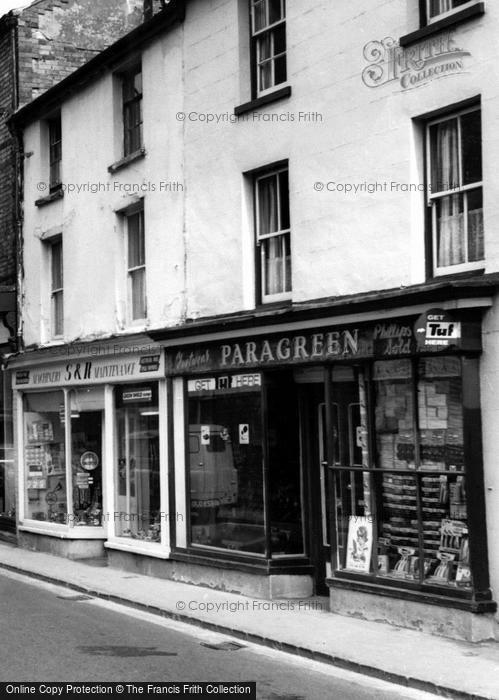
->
<box><xmin>7</xmin><ymin>332</ymin><xmax>162</xmax><ymax>369</ymax></box>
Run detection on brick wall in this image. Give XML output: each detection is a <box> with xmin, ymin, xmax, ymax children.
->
<box><xmin>0</xmin><ymin>0</ymin><xmax>165</xmax><ymax>285</ymax></box>
<box><xmin>15</xmin><ymin>0</ymin><xmax>159</xmax><ymax>105</ymax></box>
<box><xmin>0</xmin><ymin>18</ymin><xmax>16</xmax><ymax>286</ymax></box>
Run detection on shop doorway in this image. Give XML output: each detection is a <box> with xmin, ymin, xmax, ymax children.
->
<box><xmin>299</xmin><ymin>366</ymin><xmax>364</xmax><ymax>594</ymax></box>
<box><xmin>70</xmin><ymin>388</ymin><xmax>104</xmax><ymax>527</ymax></box>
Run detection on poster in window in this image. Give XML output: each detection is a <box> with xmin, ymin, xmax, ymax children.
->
<box><xmin>345</xmin><ymin>516</ymin><xmax>373</xmax><ymax>573</ymax></box>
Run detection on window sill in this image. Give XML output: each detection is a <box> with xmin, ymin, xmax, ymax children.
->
<box><xmin>399</xmin><ymin>2</ymin><xmax>485</xmax><ymax>46</ymax></box>
<box><xmin>254</xmin><ymin>298</ymin><xmax>293</xmax><ymax>313</ymax></box>
<box><xmin>35</xmin><ymin>187</ymin><xmax>64</xmax><ymax>208</ymax></box>
<box><xmin>108</xmin><ymin>148</ymin><xmax>146</xmax><ymax>174</ymax></box>
<box><xmin>105</xmin><ymin>540</ymin><xmax>170</xmax><ymax>559</ymax></box>
<box><xmin>172</xmin><ymin>548</ymin><xmax>313</xmax><ymax>575</ymax></box>
<box><xmin>328</xmin><ymin>574</ymin><xmax>496</xmax><ymax>613</ymax></box>
<box><xmin>19</xmin><ymin>524</ymin><xmax>106</xmax><ymax>539</ymax></box>
<box><xmin>234</xmin><ymin>85</ymin><xmax>292</xmax><ymax>117</ymax></box>
<box><xmin>430</xmin><ymin>267</ymin><xmax>485</xmax><ymax>283</ymax></box>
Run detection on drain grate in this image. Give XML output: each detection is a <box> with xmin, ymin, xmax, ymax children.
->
<box><xmin>56</xmin><ymin>594</ymin><xmax>94</xmax><ymax>601</ymax></box>
<box><xmin>201</xmin><ymin>640</ymin><xmax>246</xmax><ymax>651</ymax></box>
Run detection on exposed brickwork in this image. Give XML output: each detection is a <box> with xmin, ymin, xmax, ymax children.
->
<box><xmin>0</xmin><ymin>0</ymin><xmax>164</xmax><ymax>286</ymax></box>
<box><xmin>0</xmin><ymin>20</ymin><xmax>16</xmax><ymax>286</ymax></box>
<box><xmin>15</xmin><ymin>0</ymin><xmax>154</xmax><ymax>106</ymax></box>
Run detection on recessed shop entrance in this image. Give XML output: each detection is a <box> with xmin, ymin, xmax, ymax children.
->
<box><xmin>298</xmin><ymin>365</ymin><xmax>365</xmax><ymax>595</ymax></box>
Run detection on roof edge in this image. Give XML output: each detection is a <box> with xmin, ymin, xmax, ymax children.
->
<box><xmin>9</xmin><ymin>0</ymin><xmax>186</xmax><ymax>129</ymax></box>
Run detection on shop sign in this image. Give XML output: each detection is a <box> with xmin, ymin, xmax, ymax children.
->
<box><xmin>414</xmin><ymin>309</ymin><xmax>461</xmax><ymax>349</ymax></box>
<box><xmin>14</xmin><ymin>352</ymin><xmax>165</xmax><ymax>389</ymax></box>
<box><xmin>166</xmin><ymin>316</ymin><xmax>480</xmax><ymax>376</ymax></box>
<box><xmin>16</xmin><ymin>370</ymin><xmax>30</xmax><ymax>385</ymax></box>
<box><xmin>122</xmin><ymin>389</ymin><xmax>153</xmax><ymax>403</ymax></box>
<box><xmin>139</xmin><ymin>355</ymin><xmax>161</xmax><ymax>372</ymax></box>
<box><xmin>188</xmin><ymin>374</ymin><xmax>262</xmax><ymax>393</ymax></box>
<box><xmin>80</xmin><ymin>451</ymin><xmax>99</xmax><ymax>471</ymax></box>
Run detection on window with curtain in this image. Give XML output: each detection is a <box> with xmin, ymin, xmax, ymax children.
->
<box><xmin>255</xmin><ymin>166</ymin><xmax>291</xmax><ymax>303</ymax></box>
<box><xmin>127</xmin><ymin>208</ymin><xmax>146</xmax><ymax>321</ymax></box>
<box><xmin>250</xmin><ymin>0</ymin><xmax>287</xmax><ymax>96</ymax></box>
<box><xmin>427</xmin><ymin>0</ymin><xmax>478</xmax><ymax>22</ymax></box>
<box><xmin>428</xmin><ymin>107</ymin><xmax>483</xmax><ymax>274</ymax></box>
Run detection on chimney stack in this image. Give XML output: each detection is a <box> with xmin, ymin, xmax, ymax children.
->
<box><xmin>144</xmin><ymin>0</ymin><xmax>167</xmax><ymax>21</ymax></box>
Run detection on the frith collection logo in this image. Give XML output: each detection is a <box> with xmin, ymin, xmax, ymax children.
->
<box><xmin>362</xmin><ymin>32</ymin><xmax>470</xmax><ymax>90</ymax></box>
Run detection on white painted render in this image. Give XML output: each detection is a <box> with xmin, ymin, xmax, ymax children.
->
<box><xmin>19</xmin><ymin>0</ymin><xmax>499</xmax><ymax>629</ymax></box>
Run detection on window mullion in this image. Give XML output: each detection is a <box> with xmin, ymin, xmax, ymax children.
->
<box><xmin>464</xmin><ymin>189</ymin><xmax>470</xmax><ymax>264</ymax></box>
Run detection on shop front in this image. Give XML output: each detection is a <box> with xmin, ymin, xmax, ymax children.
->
<box><xmin>11</xmin><ymin>341</ymin><xmax>167</xmax><ymax>559</ymax></box>
<box><xmin>159</xmin><ymin>304</ymin><xmax>496</xmax><ymax>637</ymax></box>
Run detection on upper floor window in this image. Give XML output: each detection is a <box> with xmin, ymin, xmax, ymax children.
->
<box><xmin>426</xmin><ymin>0</ymin><xmax>481</xmax><ymax>23</ymax></box>
<box><xmin>49</xmin><ymin>116</ymin><xmax>62</xmax><ymax>191</ymax></box>
<box><xmin>122</xmin><ymin>65</ymin><xmax>143</xmax><ymax>156</ymax></box>
<box><xmin>427</xmin><ymin>107</ymin><xmax>483</xmax><ymax>275</ymax></box>
<box><xmin>250</xmin><ymin>0</ymin><xmax>287</xmax><ymax>97</ymax></box>
<box><xmin>50</xmin><ymin>238</ymin><xmax>63</xmax><ymax>337</ymax></box>
<box><xmin>127</xmin><ymin>208</ymin><xmax>146</xmax><ymax>321</ymax></box>
<box><xmin>255</xmin><ymin>166</ymin><xmax>291</xmax><ymax>303</ymax></box>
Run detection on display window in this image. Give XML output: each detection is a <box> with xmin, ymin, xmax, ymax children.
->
<box><xmin>22</xmin><ymin>387</ymin><xmax>105</xmax><ymax>529</ymax></box>
<box><xmin>187</xmin><ymin>374</ymin><xmax>265</xmax><ymax>554</ymax></box>
<box><xmin>24</xmin><ymin>391</ymin><xmax>67</xmax><ymax>524</ymax></box>
<box><xmin>186</xmin><ymin>371</ymin><xmax>305</xmax><ymax>557</ymax></box>
<box><xmin>115</xmin><ymin>384</ymin><xmax>160</xmax><ymax>542</ymax></box>
<box><xmin>332</xmin><ymin>356</ymin><xmax>473</xmax><ymax>592</ymax></box>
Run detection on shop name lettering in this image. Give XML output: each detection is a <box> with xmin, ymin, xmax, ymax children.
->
<box><xmin>362</xmin><ymin>32</ymin><xmax>470</xmax><ymax>89</ymax></box>
<box><xmin>219</xmin><ymin>325</ymin><xmax>414</xmax><ymax>364</ymax></box>
<box><xmin>173</xmin><ymin>324</ymin><xmax>414</xmax><ymax>371</ymax></box>
<box><xmin>32</xmin><ymin>361</ymin><xmax>137</xmax><ymax>385</ymax></box>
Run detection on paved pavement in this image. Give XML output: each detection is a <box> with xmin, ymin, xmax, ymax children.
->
<box><xmin>0</xmin><ymin>540</ymin><xmax>498</xmax><ymax>699</ymax></box>
<box><xmin>0</xmin><ymin>570</ymin><xmax>435</xmax><ymax>699</ymax></box>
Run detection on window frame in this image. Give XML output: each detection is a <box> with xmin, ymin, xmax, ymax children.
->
<box><xmin>426</xmin><ymin>105</ymin><xmax>483</xmax><ymax>277</ymax></box>
<box><xmin>48</xmin><ymin>115</ymin><xmax>62</xmax><ymax>192</ymax></box>
<box><xmin>122</xmin><ymin>64</ymin><xmax>143</xmax><ymax>157</ymax></box>
<box><xmin>50</xmin><ymin>238</ymin><xmax>64</xmax><ymax>339</ymax></box>
<box><xmin>327</xmin><ymin>355</ymin><xmax>491</xmax><ymax>602</ymax></box>
<box><xmin>425</xmin><ymin>0</ymin><xmax>481</xmax><ymax>24</ymax></box>
<box><xmin>250</xmin><ymin>0</ymin><xmax>287</xmax><ymax>99</ymax></box>
<box><xmin>254</xmin><ymin>165</ymin><xmax>292</xmax><ymax>304</ymax></box>
<box><xmin>126</xmin><ymin>207</ymin><xmax>147</xmax><ymax>322</ymax></box>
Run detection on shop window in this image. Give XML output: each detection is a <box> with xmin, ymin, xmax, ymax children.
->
<box><xmin>24</xmin><ymin>391</ymin><xmax>67</xmax><ymax>524</ymax></box>
<box><xmin>127</xmin><ymin>207</ymin><xmax>146</xmax><ymax>321</ymax></box>
<box><xmin>115</xmin><ymin>384</ymin><xmax>160</xmax><ymax>542</ymax></box>
<box><xmin>50</xmin><ymin>238</ymin><xmax>64</xmax><ymax>338</ymax></box>
<box><xmin>427</xmin><ymin>106</ymin><xmax>483</xmax><ymax>275</ymax></box>
<box><xmin>122</xmin><ymin>65</ymin><xmax>143</xmax><ymax>156</ymax></box>
<box><xmin>70</xmin><ymin>388</ymin><xmax>104</xmax><ymax>527</ymax></box>
<box><xmin>0</xmin><ymin>371</ymin><xmax>14</xmax><ymax>528</ymax></box>
<box><xmin>48</xmin><ymin>115</ymin><xmax>62</xmax><ymax>191</ymax></box>
<box><xmin>255</xmin><ymin>166</ymin><xmax>291</xmax><ymax>303</ymax></box>
<box><xmin>187</xmin><ymin>374</ymin><xmax>265</xmax><ymax>554</ymax></box>
<box><xmin>23</xmin><ymin>388</ymin><xmax>106</xmax><ymax>528</ymax></box>
<box><xmin>333</xmin><ymin>358</ymin><xmax>472</xmax><ymax>591</ymax></box>
<box><xmin>250</xmin><ymin>0</ymin><xmax>287</xmax><ymax>97</ymax></box>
